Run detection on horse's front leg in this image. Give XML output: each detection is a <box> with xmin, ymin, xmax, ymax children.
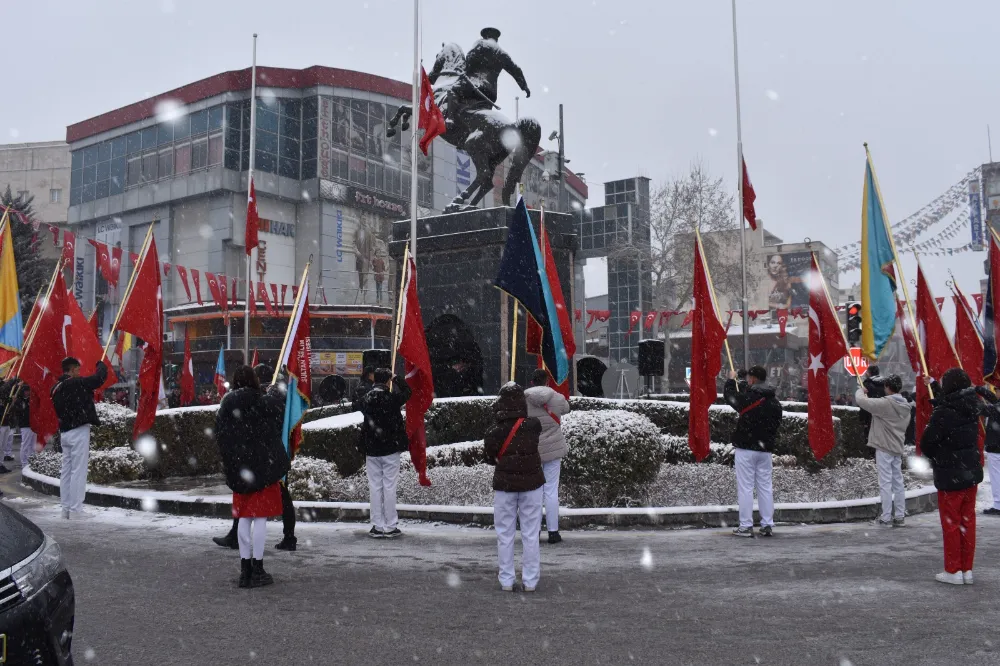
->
<box><xmin>385</xmin><ymin>105</ymin><xmax>411</xmax><ymax>138</ymax></box>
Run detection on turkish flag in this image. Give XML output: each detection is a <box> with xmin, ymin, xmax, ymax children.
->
<box><xmin>129</xmin><ymin>252</ymin><xmax>139</xmax><ymax>265</ymax></box>
<box><xmin>807</xmin><ymin>254</ymin><xmax>848</xmax><ymax>461</ymax></box>
<box><xmin>218</xmin><ymin>275</ymin><xmax>229</xmax><ymax>307</ymax></box>
<box><xmin>626</xmin><ymin>311</ymin><xmax>641</xmax><ymax>336</ymax></box>
<box><xmin>973</xmin><ymin>293</ymin><xmax>984</xmax><ymax>316</ymax></box>
<box><xmin>88</xmin><ymin>240</ymin><xmax>115</xmax><ymax>285</ymax></box>
<box><xmin>260</xmin><ymin>282</ymin><xmax>275</xmax><ymax>316</ymax></box>
<box><xmin>205</xmin><ymin>273</ymin><xmax>227</xmax><ymax>314</ymax></box>
<box><xmin>954</xmin><ymin>287</ymin><xmax>986</xmax><ymax>463</ymax></box>
<box><xmin>192</xmin><ymin>269</ymin><xmax>203</xmax><ymax>305</ymax></box>
<box><xmin>281</xmin><ymin>284</ymin><xmax>288</xmax><ymax>309</ymax></box>
<box><xmin>397</xmin><ymin>257</ymin><xmax>434</xmax><ymax>485</ymax></box>
<box><xmin>250</xmin><ymin>348</ymin><xmax>259</xmax><ymax>368</ymax></box>
<box><xmin>742</xmin><ymin>157</ymin><xmax>757</xmax><ymax>231</ymax></box>
<box><xmin>418</xmin><ymin>66</ymin><xmax>446</xmax><ymax>155</ymax></box>
<box><xmin>49</xmin><ymin>226</ymin><xmax>59</xmax><ymax>246</ymax></box>
<box><xmin>61</xmin><ymin>231</ymin><xmax>76</xmax><ymax>263</ymax></box>
<box><xmin>88</xmin><ymin>309</ymin><xmax>99</xmax><ymax>343</ymax></box>
<box><xmin>688</xmin><ymin>237</ymin><xmax>727</xmax><ymax>462</ymax></box>
<box><xmin>231</xmin><ymin>277</ymin><xmax>238</xmax><ymax>308</ymax></box>
<box><xmin>245</xmin><ymin>175</ymin><xmax>260</xmax><ymax>255</ymax></box>
<box><xmin>163</xmin><ymin>262</ymin><xmax>171</xmax><ymax>277</ymax></box>
<box><xmin>180</xmin><ymin>327</ymin><xmax>194</xmax><ymax>407</ymax></box>
<box><xmin>110</xmin><ymin>247</ymin><xmax>122</xmax><ymax>287</ymax></box>
<box><xmin>896</xmin><ymin>300</ymin><xmax>920</xmax><ymax>374</ymax></box>
<box><xmin>915</xmin><ymin>261</ymin><xmax>962</xmax><ymax>450</ymax></box>
<box><xmin>18</xmin><ymin>274</ymin><xmax>72</xmax><ymax>444</ymax></box>
<box><xmin>114</xmin><ymin>237</ymin><xmax>163</xmax><ymax>438</ymax></box>
<box><xmin>644</xmin><ymin>312</ymin><xmax>656</xmax><ymax>331</ymax></box>
<box><xmin>65</xmin><ymin>288</ymin><xmax>117</xmax><ymax>398</ymax></box>
<box><xmin>292</xmin><ymin>285</ymin><xmax>299</xmax><ymax>302</ymax></box>
<box><xmin>270</xmin><ymin>283</ymin><xmax>279</xmax><ymax>309</ymax></box>
<box><xmin>176</xmin><ymin>265</ymin><xmax>192</xmax><ymax>302</ymax></box>
<box><xmin>777</xmin><ymin>308</ymin><xmax>788</xmax><ymax>337</ymax></box>
<box><xmin>680</xmin><ymin>310</ymin><xmax>695</xmax><ymax>328</ymax></box>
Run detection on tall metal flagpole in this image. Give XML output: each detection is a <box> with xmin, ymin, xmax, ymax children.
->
<box><xmin>244</xmin><ymin>33</ymin><xmax>258</xmax><ymax>365</ymax></box>
<box><xmin>731</xmin><ymin>0</ymin><xmax>750</xmax><ymax>369</ymax></box>
<box><xmin>409</xmin><ymin>0</ymin><xmax>420</xmax><ymax>260</ymax></box>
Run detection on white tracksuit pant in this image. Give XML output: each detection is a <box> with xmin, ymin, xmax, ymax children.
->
<box><xmin>987</xmin><ymin>452</ymin><xmax>1000</xmax><ymax>510</ymax></box>
<box><xmin>19</xmin><ymin>428</ymin><xmax>37</xmax><ymax>470</ymax></box>
<box><xmin>0</xmin><ymin>425</ymin><xmax>12</xmax><ymax>458</ymax></box>
<box><xmin>542</xmin><ymin>459</ymin><xmax>561</xmax><ymax>532</ymax></box>
<box><xmin>875</xmin><ymin>449</ymin><xmax>906</xmax><ymax>521</ymax></box>
<box><xmin>494</xmin><ymin>487</ymin><xmax>543</xmax><ymax>589</ymax></box>
<box><xmin>735</xmin><ymin>448</ymin><xmax>775</xmax><ymax>529</ymax></box>
<box><xmin>60</xmin><ymin>425</ymin><xmax>91</xmax><ymax>513</ymax></box>
<box><xmin>366</xmin><ymin>453</ymin><xmax>401</xmax><ymax>531</ymax></box>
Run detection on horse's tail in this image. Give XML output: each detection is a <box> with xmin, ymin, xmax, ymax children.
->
<box><xmin>503</xmin><ymin>117</ymin><xmax>541</xmax><ymax>204</ymax></box>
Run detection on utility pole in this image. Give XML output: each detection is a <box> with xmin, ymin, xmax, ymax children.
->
<box><xmin>558</xmin><ymin>104</ymin><xmax>567</xmax><ymax>213</ymax></box>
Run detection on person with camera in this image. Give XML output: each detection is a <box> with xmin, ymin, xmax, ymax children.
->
<box><xmin>855</xmin><ymin>374</ymin><xmax>910</xmax><ymax>527</ymax></box>
<box><xmin>354</xmin><ymin>367</ymin><xmax>411</xmax><ymax>539</ymax></box>
<box><xmin>858</xmin><ymin>366</ymin><xmax>886</xmax><ymax>443</ymax></box>
<box><xmin>724</xmin><ymin>365</ymin><xmax>783</xmax><ymax>538</ymax></box>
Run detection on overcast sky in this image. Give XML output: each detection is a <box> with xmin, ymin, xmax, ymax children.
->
<box><xmin>4</xmin><ymin>0</ymin><xmax>995</xmax><ymax>312</ymax></box>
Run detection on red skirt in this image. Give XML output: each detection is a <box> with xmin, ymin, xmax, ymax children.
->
<box><xmin>232</xmin><ymin>482</ymin><xmax>283</xmax><ymax>519</ymax></box>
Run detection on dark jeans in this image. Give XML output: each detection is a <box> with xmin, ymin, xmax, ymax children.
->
<box><xmin>228</xmin><ymin>482</ymin><xmax>295</xmax><ymax>538</ymax></box>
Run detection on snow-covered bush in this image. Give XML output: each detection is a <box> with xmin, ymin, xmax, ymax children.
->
<box><xmin>561</xmin><ymin>410</ymin><xmax>664</xmax><ymax>507</ymax></box>
<box><xmin>143</xmin><ymin>405</ymin><xmax>221</xmax><ymax>477</ymax></box>
<box><xmin>28</xmin><ymin>446</ymin><xmax>148</xmax><ymax>484</ymax></box>
<box><xmin>90</xmin><ymin>403</ymin><xmax>138</xmax><ymax>451</ymax></box>
<box><xmin>286</xmin><ymin>456</ymin><xmax>361</xmax><ymax>501</ymax></box>
<box><xmin>661</xmin><ymin>435</ymin><xmax>735</xmax><ymax>466</ymax></box>
<box><xmin>299</xmin><ymin>412</ymin><xmax>366</xmax><ymax>477</ymax></box>
<box><xmin>781</xmin><ymin>403</ymin><xmax>868</xmax><ymax>459</ymax></box>
<box><xmin>400</xmin><ymin>441</ymin><xmax>486</xmax><ymax>470</ymax></box>
<box><xmin>423</xmin><ymin>398</ymin><xmax>495</xmax><ymax>446</ymax></box>
<box><xmin>302</xmin><ymin>403</ymin><xmax>354</xmax><ymax>425</ymax></box>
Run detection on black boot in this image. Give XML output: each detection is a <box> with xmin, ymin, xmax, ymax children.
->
<box><xmin>275</xmin><ymin>535</ymin><xmax>297</xmax><ymax>551</ymax></box>
<box><xmin>250</xmin><ymin>559</ymin><xmax>274</xmax><ymax>587</ymax></box>
<box><xmin>213</xmin><ymin>532</ymin><xmax>239</xmax><ymax>549</ymax></box>
<box><xmin>238</xmin><ymin>559</ymin><xmax>252</xmax><ymax>588</ymax></box>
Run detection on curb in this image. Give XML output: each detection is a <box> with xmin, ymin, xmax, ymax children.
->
<box><xmin>20</xmin><ymin>467</ymin><xmax>940</xmax><ymax>529</ymax></box>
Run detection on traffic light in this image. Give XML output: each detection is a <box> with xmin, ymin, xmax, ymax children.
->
<box><xmin>846</xmin><ymin>302</ymin><xmax>862</xmax><ymax>347</ymax></box>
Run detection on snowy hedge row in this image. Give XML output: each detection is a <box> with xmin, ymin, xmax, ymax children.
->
<box><xmin>29</xmin><ymin>447</ymin><xmax>148</xmax><ymax>485</ymax></box>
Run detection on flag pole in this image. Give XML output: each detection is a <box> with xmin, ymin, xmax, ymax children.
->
<box><xmin>271</xmin><ymin>261</ymin><xmax>311</xmax><ymax>386</ymax></box>
<box><xmin>409</xmin><ymin>0</ymin><xmax>420</xmax><ymax>260</ymax></box>
<box><xmin>510</xmin><ymin>301</ymin><xmax>519</xmax><ymax>382</ymax></box>
<box><xmin>731</xmin><ymin>0</ymin><xmax>750</xmax><ymax>370</ymax></box>
<box><xmin>244</xmin><ymin>33</ymin><xmax>258</xmax><ymax>366</ymax></box>
<box><xmin>389</xmin><ymin>245</ymin><xmax>410</xmax><ymax>384</ymax></box>
<box><xmin>812</xmin><ymin>252</ymin><xmax>864</xmax><ymax>388</ymax></box>
<box><xmin>695</xmin><ymin>228</ymin><xmax>735</xmax><ymax>373</ymax></box>
<box><xmin>103</xmin><ymin>223</ymin><xmax>155</xmax><ymax>360</ymax></box>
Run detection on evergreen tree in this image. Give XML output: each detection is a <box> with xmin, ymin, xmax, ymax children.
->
<box><xmin>1</xmin><ymin>185</ymin><xmax>57</xmax><ymax>319</ymax></box>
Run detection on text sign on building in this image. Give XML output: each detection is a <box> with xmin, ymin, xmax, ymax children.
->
<box><xmin>258</xmin><ymin>218</ymin><xmax>295</xmax><ymax>238</ymax></box>
<box><xmin>349</xmin><ymin>186</ymin><xmax>407</xmax><ymax>217</ymax></box>
<box><xmin>970</xmin><ymin>180</ymin><xmax>984</xmax><ymax>250</ymax></box>
<box><xmin>318</xmin><ymin>97</ymin><xmax>333</xmax><ymax>180</ymax></box>
<box><xmin>456</xmin><ymin>150</ymin><xmax>472</xmax><ymax>195</ymax></box>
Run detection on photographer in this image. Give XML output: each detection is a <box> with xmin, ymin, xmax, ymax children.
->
<box><xmin>858</xmin><ymin>366</ymin><xmax>886</xmax><ymax>443</ymax></box>
<box><xmin>855</xmin><ymin>374</ymin><xmax>910</xmax><ymax>527</ymax></box>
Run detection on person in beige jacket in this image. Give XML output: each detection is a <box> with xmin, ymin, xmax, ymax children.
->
<box><xmin>855</xmin><ymin>374</ymin><xmax>911</xmax><ymax>527</ymax></box>
<box><xmin>524</xmin><ymin>369</ymin><xmax>571</xmax><ymax>544</ymax></box>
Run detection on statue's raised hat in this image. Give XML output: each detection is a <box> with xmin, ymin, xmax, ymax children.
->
<box><xmin>481</xmin><ymin>27</ymin><xmax>501</xmax><ymax>40</ymax></box>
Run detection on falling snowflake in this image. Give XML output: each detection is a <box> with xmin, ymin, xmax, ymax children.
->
<box><xmin>9</xmin><ymin>128</ymin><xmax>19</xmax><ymax>139</ymax></box>
<box><xmin>446</xmin><ymin>572</ymin><xmax>461</xmax><ymax>588</ymax></box>
<box><xmin>708</xmin><ymin>128</ymin><xmax>718</xmax><ymax>137</ymax></box>
<box><xmin>765</xmin><ymin>90</ymin><xmax>780</xmax><ymax>101</ymax></box>
<box><xmin>155</xmin><ymin>98</ymin><xmax>187</xmax><ymax>124</ymax></box>
<box><xmin>640</xmin><ymin>547</ymin><xmax>653</xmax><ymax>570</ymax></box>
<box><xmin>140</xmin><ymin>496</ymin><xmax>158</xmax><ymax>512</ymax></box>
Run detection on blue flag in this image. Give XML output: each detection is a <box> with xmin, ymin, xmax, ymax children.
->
<box><xmin>860</xmin><ymin>148</ymin><xmax>898</xmax><ymax>360</ymax></box>
<box><xmin>494</xmin><ymin>197</ymin><xmax>569</xmax><ymax>384</ymax></box>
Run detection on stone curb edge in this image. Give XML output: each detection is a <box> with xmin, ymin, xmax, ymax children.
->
<box><xmin>20</xmin><ymin>467</ymin><xmax>940</xmax><ymax>529</ymax></box>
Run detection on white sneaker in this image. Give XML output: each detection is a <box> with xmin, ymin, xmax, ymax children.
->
<box><xmin>500</xmin><ymin>585</ymin><xmax>513</xmax><ymax>592</ymax></box>
<box><xmin>935</xmin><ymin>571</ymin><xmax>965</xmax><ymax>585</ymax></box>
<box><xmin>963</xmin><ymin>571</ymin><xmax>974</xmax><ymax>585</ymax></box>
<box><xmin>523</xmin><ymin>586</ymin><xmax>536</xmax><ymax>593</ymax></box>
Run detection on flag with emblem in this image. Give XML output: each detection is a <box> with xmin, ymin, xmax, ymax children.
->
<box><xmin>807</xmin><ymin>253</ymin><xmax>849</xmax><ymax>460</ymax></box>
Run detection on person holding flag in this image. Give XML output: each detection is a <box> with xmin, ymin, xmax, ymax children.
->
<box><xmin>214</xmin><ymin>346</ymin><xmax>227</xmax><ymax>399</ymax></box>
<box><xmin>855</xmin><ymin>374</ymin><xmax>910</xmax><ymax>527</ymax></box>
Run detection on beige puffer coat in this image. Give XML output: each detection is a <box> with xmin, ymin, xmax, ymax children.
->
<box><xmin>523</xmin><ymin>386</ymin><xmax>570</xmax><ymax>463</ymax></box>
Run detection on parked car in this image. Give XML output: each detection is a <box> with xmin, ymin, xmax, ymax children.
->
<box><xmin>0</xmin><ymin>502</ymin><xmax>75</xmax><ymax>665</ymax></box>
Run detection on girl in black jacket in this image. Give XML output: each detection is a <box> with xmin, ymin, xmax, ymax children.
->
<box><xmin>920</xmin><ymin>368</ymin><xmax>984</xmax><ymax>585</ymax></box>
<box><xmin>216</xmin><ymin>365</ymin><xmax>290</xmax><ymax>588</ymax></box>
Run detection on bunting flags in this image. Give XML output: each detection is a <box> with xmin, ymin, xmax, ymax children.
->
<box><xmin>396</xmin><ymin>256</ymin><xmax>433</xmax><ymax>486</ymax></box>
<box><xmin>192</xmin><ymin>269</ymin><xmax>203</xmax><ymax>305</ymax></box>
<box><xmin>177</xmin><ymin>265</ymin><xmax>192</xmax><ymax>303</ymax></box>
<box><xmin>808</xmin><ymin>254</ymin><xmax>848</xmax><ymax>461</ymax></box>
<box><xmin>688</xmin><ymin>234</ymin><xmax>727</xmax><ymax>462</ymax></box>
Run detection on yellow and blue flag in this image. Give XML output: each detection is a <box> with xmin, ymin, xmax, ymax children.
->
<box><xmin>860</xmin><ymin>147</ymin><xmax>898</xmax><ymax>361</ymax></box>
<box><xmin>0</xmin><ymin>212</ymin><xmax>23</xmax><ymax>363</ymax></box>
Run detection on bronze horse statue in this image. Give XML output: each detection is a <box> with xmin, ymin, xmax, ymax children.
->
<box><xmin>387</xmin><ymin>37</ymin><xmax>540</xmax><ymax>213</ymax></box>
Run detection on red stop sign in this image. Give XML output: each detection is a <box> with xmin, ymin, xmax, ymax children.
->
<box><xmin>843</xmin><ymin>347</ymin><xmax>869</xmax><ymax>376</ymax></box>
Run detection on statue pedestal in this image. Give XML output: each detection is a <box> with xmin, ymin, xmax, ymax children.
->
<box><xmin>389</xmin><ymin>206</ymin><xmax>578</xmax><ymax>397</ymax></box>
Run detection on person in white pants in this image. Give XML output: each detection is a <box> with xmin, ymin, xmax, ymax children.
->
<box><xmin>19</xmin><ymin>427</ymin><xmax>37</xmax><ymax>470</ymax></box>
<box><xmin>975</xmin><ymin>385</ymin><xmax>1000</xmax><ymax>516</ymax></box>
<box><xmin>51</xmin><ymin>358</ymin><xmax>108</xmax><ymax>519</ymax></box>
<box><xmin>524</xmin><ymin>369</ymin><xmax>570</xmax><ymax>544</ymax></box>
<box><xmin>485</xmin><ymin>383</ymin><xmax>546</xmax><ymax>592</ymax></box>
<box><xmin>354</xmin><ymin>368</ymin><xmax>411</xmax><ymax>539</ymax></box>
<box><xmin>724</xmin><ymin>366</ymin><xmax>784</xmax><ymax>538</ymax></box>
<box><xmin>855</xmin><ymin>375</ymin><xmax>911</xmax><ymax>527</ymax></box>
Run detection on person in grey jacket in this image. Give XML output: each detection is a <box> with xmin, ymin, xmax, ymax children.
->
<box><xmin>855</xmin><ymin>374</ymin><xmax>910</xmax><ymax>527</ymax></box>
<box><xmin>524</xmin><ymin>369</ymin><xmax>570</xmax><ymax>544</ymax></box>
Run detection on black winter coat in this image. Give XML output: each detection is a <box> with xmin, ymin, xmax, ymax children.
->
<box><xmin>51</xmin><ymin>363</ymin><xmax>109</xmax><ymax>433</ymax></box>
<box><xmin>920</xmin><ymin>387</ymin><xmax>984</xmax><ymax>492</ymax></box>
<box><xmin>975</xmin><ymin>386</ymin><xmax>1000</xmax><ymax>455</ymax></box>
<box><xmin>11</xmin><ymin>383</ymin><xmax>29</xmax><ymax>429</ymax></box>
<box><xmin>723</xmin><ymin>379</ymin><xmax>783</xmax><ymax>452</ymax></box>
<box><xmin>484</xmin><ymin>385</ymin><xmax>545</xmax><ymax>493</ymax></box>
<box><xmin>0</xmin><ymin>378</ymin><xmax>14</xmax><ymax>427</ymax></box>
<box><xmin>215</xmin><ymin>387</ymin><xmax>290</xmax><ymax>494</ymax></box>
<box><xmin>353</xmin><ymin>377</ymin><xmax>411</xmax><ymax>458</ymax></box>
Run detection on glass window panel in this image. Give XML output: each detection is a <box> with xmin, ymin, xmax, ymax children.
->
<box><xmin>158</xmin><ymin>150</ymin><xmax>173</xmax><ymax>178</ymax></box>
<box><xmin>82</xmin><ymin>183</ymin><xmax>96</xmax><ymax>203</ymax></box>
<box><xmin>351</xmin><ymin>130</ymin><xmax>367</xmax><ymax>154</ymax></box>
<box><xmin>280</xmin><ymin>116</ymin><xmax>300</xmax><ymax>139</ymax></box>
<box><xmin>417</xmin><ymin>149</ymin><xmax>431</xmax><ymax>175</ymax></box>
<box><xmin>226</xmin><ymin>103</ymin><xmax>241</xmax><ymax>131</ymax></box>
<box><xmin>301</xmin><ymin>135</ymin><xmax>316</xmax><ymax>161</ymax></box>
<box><xmin>374</xmin><ymin>164</ymin><xmax>384</xmax><ymax>190</ymax></box>
<box><xmin>173</xmin><ymin>116</ymin><xmax>190</xmax><ymax>140</ymax></box>
<box><xmin>192</xmin><ymin>139</ymin><xmax>208</xmax><ymax>170</ymax></box>
<box><xmin>387</xmin><ymin>141</ymin><xmax>401</xmax><ymax>166</ymax></box>
<box><xmin>367</xmin><ymin>161</ymin><xmax>376</xmax><ymax>186</ymax></box>
<box><xmin>279</xmin><ymin>98</ymin><xmax>300</xmax><ymax>118</ymax></box>
<box><xmin>141</xmin><ymin>153</ymin><xmax>157</xmax><ymax>182</ymax></box>
<box><xmin>208</xmin><ymin>106</ymin><xmax>223</xmax><ymax>130</ymax></box>
<box><xmin>368</xmin><ymin>132</ymin><xmax>384</xmax><ymax>159</ymax></box>
<box><xmin>190</xmin><ymin>109</ymin><xmax>209</xmax><ymax>135</ymax></box>
<box><xmin>127</xmin><ymin>132</ymin><xmax>142</xmax><ymax>154</ymax></box>
<box><xmin>349</xmin><ymin>155</ymin><xmax>366</xmax><ymax>184</ymax></box>
<box><xmin>83</xmin><ymin>145</ymin><xmax>99</xmax><ymax>166</ymax></box>
<box><xmin>208</xmin><ymin>134</ymin><xmax>223</xmax><ymax>166</ymax></box>
<box><xmin>96</xmin><ymin>181</ymin><xmax>110</xmax><ymax>199</ymax></box>
<box><xmin>224</xmin><ymin>149</ymin><xmax>241</xmax><ymax>171</ymax></box>
<box><xmin>351</xmin><ymin>99</ymin><xmax>368</xmax><ymax>116</ymax></box>
<box><xmin>255</xmin><ymin>130</ymin><xmax>278</xmax><ymax>155</ymax></box>
<box><xmin>226</xmin><ymin>126</ymin><xmax>241</xmax><ymax>152</ymax></box>
<box><xmin>111</xmin><ymin>136</ymin><xmax>127</xmax><ymax>158</ymax></box>
<box><xmin>402</xmin><ymin>171</ymin><xmax>411</xmax><ymax>196</ymax></box>
<box><xmin>126</xmin><ymin>158</ymin><xmax>141</xmax><ymax>187</ymax></box>
<box><xmin>301</xmin><ymin>159</ymin><xmax>316</xmax><ymax>180</ymax></box>
<box><xmin>110</xmin><ymin>158</ymin><xmax>125</xmax><ymax>193</ymax></box>
<box><xmin>280</xmin><ymin>137</ymin><xmax>299</xmax><ymax>159</ymax></box>
<box><xmin>157</xmin><ymin>123</ymin><xmax>173</xmax><ymax>146</ymax></box>
<box><xmin>256</xmin><ymin>107</ymin><xmax>278</xmax><ymax>133</ymax></box>
<box><xmin>255</xmin><ymin>150</ymin><xmax>277</xmax><ymax>174</ymax></box>
<box><xmin>368</xmin><ymin>103</ymin><xmax>384</xmax><ymax>131</ymax></box>
<box><xmin>331</xmin><ymin>151</ymin><xmax>348</xmax><ymax>181</ymax></box>
<box><xmin>98</xmin><ymin>142</ymin><xmax>112</xmax><ymax>162</ymax></box>
<box><xmin>71</xmin><ymin>151</ymin><xmax>83</xmax><ymax>170</ymax></box>
<box><xmin>96</xmin><ymin>161</ymin><xmax>110</xmax><ymax>181</ymax></box>
<box><xmin>70</xmin><ymin>169</ymin><xmax>81</xmax><ymax>190</ymax></box>
<box><xmin>82</xmin><ymin>165</ymin><xmax>96</xmax><ymax>185</ymax></box>
<box><xmin>141</xmin><ymin>127</ymin><xmax>157</xmax><ymax>149</ymax></box>
<box><xmin>241</xmin><ymin>149</ymin><xmax>250</xmax><ymax>171</ymax></box>
<box><xmin>279</xmin><ymin>156</ymin><xmax>299</xmax><ymax>179</ymax></box>
<box><xmin>70</xmin><ymin>187</ymin><xmax>82</xmax><ymax>206</ymax></box>
<box><xmin>332</xmin><ymin>99</ymin><xmax>349</xmax><ymax>147</ymax></box>
<box><xmin>174</xmin><ymin>143</ymin><xmax>191</xmax><ymax>174</ymax></box>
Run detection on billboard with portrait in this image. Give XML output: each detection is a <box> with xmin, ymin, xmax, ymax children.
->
<box><xmin>761</xmin><ymin>251</ymin><xmax>811</xmax><ymax>310</ymax></box>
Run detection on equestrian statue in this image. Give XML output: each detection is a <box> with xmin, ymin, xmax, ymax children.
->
<box><xmin>387</xmin><ymin>27</ymin><xmax>539</xmax><ymax>213</ymax></box>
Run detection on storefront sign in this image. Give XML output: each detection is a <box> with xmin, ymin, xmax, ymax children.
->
<box><xmin>259</xmin><ymin>218</ymin><xmax>295</xmax><ymax>238</ymax></box>
<box><xmin>314</xmin><ymin>351</ymin><xmax>364</xmax><ymax>376</ymax></box>
<box><xmin>970</xmin><ymin>180</ymin><xmax>984</xmax><ymax>251</ymax></box>
<box><xmin>336</xmin><ymin>209</ymin><xmax>344</xmax><ymax>263</ymax></box>
<box><xmin>456</xmin><ymin>151</ymin><xmax>472</xmax><ymax>194</ymax></box>
<box><xmin>75</xmin><ymin>257</ymin><xmax>85</xmax><ymax>301</ymax></box>
<box><xmin>318</xmin><ymin>97</ymin><xmax>333</xmax><ymax>180</ymax></box>
<box><xmin>348</xmin><ymin>187</ymin><xmax>407</xmax><ymax>217</ymax></box>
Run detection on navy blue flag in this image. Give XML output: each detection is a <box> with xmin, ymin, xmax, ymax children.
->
<box><xmin>494</xmin><ymin>197</ymin><xmax>569</xmax><ymax>384</ymax></box>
